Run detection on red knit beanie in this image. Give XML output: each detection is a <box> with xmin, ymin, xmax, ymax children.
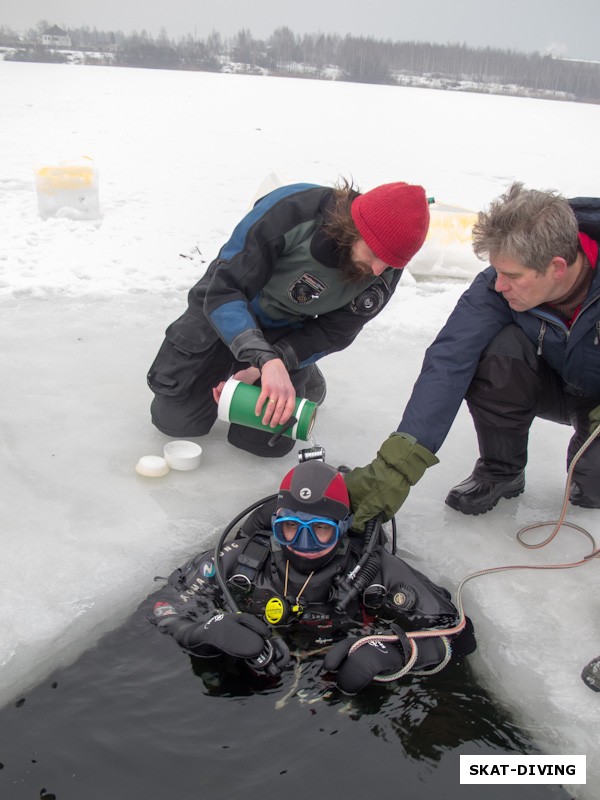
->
<box><xmin>350</xmin><ymin>182</ymin><xmax>430</xmax><ymax>269</ymax></box>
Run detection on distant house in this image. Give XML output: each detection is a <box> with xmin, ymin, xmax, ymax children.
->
<box><xmin>41</xmin><ymin>26</ymin><xmax>71</xmax><ymax>48</ymax></box>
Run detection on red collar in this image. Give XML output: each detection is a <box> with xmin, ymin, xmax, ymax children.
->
<box><xmin>579</xmin><ymin>231</ymin><xmax>598</xmax><ymax>267</ymax></box>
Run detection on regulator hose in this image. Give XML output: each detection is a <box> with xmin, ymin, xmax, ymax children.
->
<box><xmin>212</xmin><ymin>493</ymin><xmax>290</xmax><ymax>676</ymax></box>
<box><xmin>334</xmin><ymin>515</ymin><xmax>383</xmax><ymax>613</ymax></box>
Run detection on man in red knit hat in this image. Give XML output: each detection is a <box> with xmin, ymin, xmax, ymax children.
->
<box><xmin>148</xmin><ymin>179</ymin><xmax>429</xmax><ymax>457</ymax></box>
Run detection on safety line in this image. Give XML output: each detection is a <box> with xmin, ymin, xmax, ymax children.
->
<box><xmin>349</xmin><ymin>424</ymin><xmax>600</xmax><ymax>682</ymax></box>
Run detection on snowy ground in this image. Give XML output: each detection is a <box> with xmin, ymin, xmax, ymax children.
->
<box><xmin>1</xmin><ymin>61</ymin><xmax>599</xmax><ymax>797</ymax></box>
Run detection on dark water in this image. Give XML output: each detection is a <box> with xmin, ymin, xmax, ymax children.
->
<box><xmin>0</xmin><ymin>608</ymin><xmax>573</xmax><ymax>800</ymax></box>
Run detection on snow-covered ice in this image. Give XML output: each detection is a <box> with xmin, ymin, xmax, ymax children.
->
<box><xmin>1</xmin><ymin>61</ymin><xmax>599</xmax><ymax>797</ymax></box>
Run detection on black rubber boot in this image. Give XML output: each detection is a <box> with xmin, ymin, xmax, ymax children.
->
<box><xmin>567</xmin><ymin>409</ymin><xmax>600</xmax><ymax>508</ymax></box>
<box><xmin>570</xmin><ymin>482</ymin><xmax>600</xmax><ymax>509</ymax></box>
<box><xmin>445</xmin><ymin>469</ymin><xmax>525</xmax><ymax>515</ymax></box>
<box><xmin>445</xmin><ymin>424</ymin><xmax>528</xmax><ymax>515</ymax></box>
<box><xmin>581</xmin><ymin>656</ymin><xmax>600</xmax><ymax>692</ymax></box>
<box><xmin>303</xmin><ymin>364</ymin><xmax>327</xmax><ymax>406</ymax></box>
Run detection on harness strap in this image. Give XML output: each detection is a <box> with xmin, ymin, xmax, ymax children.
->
<box><xmin>231</xmin><ymin>533</ymin><xmax>271</xmax><ymax>582</ymax></box>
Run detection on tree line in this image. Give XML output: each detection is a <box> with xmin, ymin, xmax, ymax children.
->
<box><xmin>1</xmin><ymin>21</ymin><xmax>598</xmax><ymax>103</ymax></box>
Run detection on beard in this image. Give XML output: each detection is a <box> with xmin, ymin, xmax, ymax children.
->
<box><xmin>336</xmin><ymin>244</ymin><xmax>373</xmax><ymax>284</ymax></box>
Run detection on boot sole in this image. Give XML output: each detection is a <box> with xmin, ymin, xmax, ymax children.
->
<box><xmin>445</xmin><ymin>485</ymin><xmax>525</xmax><ymax>516</ymax></box>
<box><xmin>582</xmin><ymin>658</ymin><xmax>600</xmax><ymax>692</ymax></box>
<box><xmin>570</xmin><ymin>497</ymin><xmax>600</xmax><ymax>509</ymax></box>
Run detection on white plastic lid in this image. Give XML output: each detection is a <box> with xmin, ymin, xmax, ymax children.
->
<box><xmin>135</xmin><ymin>455</ymin><xmax>169</xmax><ymax>477</ymax></box>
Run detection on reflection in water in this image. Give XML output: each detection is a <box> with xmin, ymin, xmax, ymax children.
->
<box><xmin>190</xmin><ymin>646</ymin><xmax>538</xmax><ymax>766</ymax></box>
<box><xmin>0</xmin><ymin>610</ymin><xmax>572</xmax><ymax>800</ymax></box>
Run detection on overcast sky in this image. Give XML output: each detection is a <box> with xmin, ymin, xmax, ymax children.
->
<box><xmin>2</xmin><ymin>0</ymin><xmax>599</xmax><ymax>61</ymax></box>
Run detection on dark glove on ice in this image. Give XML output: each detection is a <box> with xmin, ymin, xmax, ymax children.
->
<box><xmin>344</xmin><ymin>432</ymin><xmax>439</xmax><ymax>532</ymax></box>
<box><xmin>152</xmin><ymin>601</ymin><xmax>178</xmax><ymax>629</ymax></box>
<box><xmin>323</xmin><ymin>629</ymin><xmax>411</xmax><ymax>695</ymax></box>
<box><xmin>166</xmin><ymin>611</ymin><xmax>270</xmax><ymax>659</ymax></box>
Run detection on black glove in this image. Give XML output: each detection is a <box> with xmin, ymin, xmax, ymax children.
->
<box><xmin>152</xmin><ymin>601</ymin><xmax>178</xmax><ymax>629</ymax></box>
<box><xmin>323</xmin><ymin>630</ymin><xmax>410</xmax><ymax>695</ymax></box>
<box><xmin>153</xmin><ymin>603</ymin><xmax>269</xmax><ymax>660</ymax></box>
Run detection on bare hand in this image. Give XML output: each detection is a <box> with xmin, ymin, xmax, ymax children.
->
<box><xmin>212</xmin><ymin>366</ymin><xmax>261</xmax><ymax>405</ymax></box>
<box><xmin>256</xmin><ymin>359</ymin><xmax>296</xmax><ymax>428</ymax></box>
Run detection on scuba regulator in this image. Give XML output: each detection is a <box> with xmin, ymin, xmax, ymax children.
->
<box><xmin>264</xmin><ymin>595</ymin><xmax>304</xmax><ymax>626</ymax></box>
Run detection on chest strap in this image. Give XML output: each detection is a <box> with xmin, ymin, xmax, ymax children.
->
<box><xmin>230</xmin><ymin>533</ymin><xmax>271</xmax><ymax>586</ymax></box>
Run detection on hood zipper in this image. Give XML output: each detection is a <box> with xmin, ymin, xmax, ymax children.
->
<box><xmin>537</xmin><ymin>320</ymin><xmax>547</xmax><ymax>355</ymax></box>
<box><xmin>532</xmin><ymin>286</ymin><xmax>600</xmax><ymax>352</ymax></box>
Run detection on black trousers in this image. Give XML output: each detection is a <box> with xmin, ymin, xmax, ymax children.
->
<box><xmin>465</xmin><ymin>325</ymin><xmax>600</xmax><ymax>502</ymax></box>
<box><xmin>147</xmin><ymin>335</ymin><xmax>313</xmax><ymax>458</ymax></box>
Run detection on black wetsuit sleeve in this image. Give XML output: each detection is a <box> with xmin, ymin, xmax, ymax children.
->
<box><xmin>377</xmin><ymin>549</ymin><xmax>459</xmax><ymax>629</ymax></box>
<box><xmin>148</xmin><ymin>546</ymin><xmax>240</xmax><ymax>621</ymax></box>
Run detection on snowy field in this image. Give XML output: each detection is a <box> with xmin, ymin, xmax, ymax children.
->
<box><xmin>1</xmin><ymin>61</ymin><xmax>599</xmax><ymax>796</ymax></box>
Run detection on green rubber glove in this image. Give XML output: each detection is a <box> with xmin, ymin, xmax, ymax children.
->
<box><xmin>345</xmin><ymin>432</ymin><xmax>439</xmax><ymax>532</ymax></box>
<box><xmin>590</xmin><ymin>404</ymin><xmax>600</xmax><ymax>435</ymax></box>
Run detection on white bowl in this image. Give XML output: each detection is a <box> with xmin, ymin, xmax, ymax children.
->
<box><xmin>164</xmin><ymin>440</ymin><xmax>202</xmax><ymax>471</ymax></box>
<box><xmin>135</xmin><ymin>455</ymin><xmax>169</xmax><ymax>477</ymax></box>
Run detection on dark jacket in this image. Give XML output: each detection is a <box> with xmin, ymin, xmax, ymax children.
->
<box><xmin>399</xmin><ymin>198</ymin><xmax>600</xmax><ymax>454</ymax></box>
<box><xmin>164</xmin><ymin>184</ymin><xmax>401</xmax><ymax>371</ymax></box>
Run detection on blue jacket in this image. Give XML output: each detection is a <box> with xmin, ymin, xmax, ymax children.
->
<box><xmin>399</xmin><ymin>198</ymin><xmax>600</xmax><ymax>454</ymax></box>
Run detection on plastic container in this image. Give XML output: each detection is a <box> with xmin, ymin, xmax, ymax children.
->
<box><xmin>217</xmin><ymin>378</ymin><xmax>317</xmax><ymax>441</ymax></box>
<box><xmin>135</xmin><ymin>456</ymin><xmax>169</xmax><ymax>477</ymax></box>
<box><xmin>164</xmin><ymin>440</ymin><xmax>202</xmax><ymax>470</ymax></box>
<box><xmin>34</xmin><ymin>156</ymin><xmax>100</xmax><ymax>220</ymax></box>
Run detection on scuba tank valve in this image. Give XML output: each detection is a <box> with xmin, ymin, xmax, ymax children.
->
<box><xmin>297</xmin><ymin>445</ymin><xmax>326</xmax><ymax>462</ymax></box>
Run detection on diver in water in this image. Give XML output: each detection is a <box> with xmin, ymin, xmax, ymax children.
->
<box><xmin>151</xmin><ymin>460</ymin><xmax>472</xmax><ymax>694</ymax></box>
